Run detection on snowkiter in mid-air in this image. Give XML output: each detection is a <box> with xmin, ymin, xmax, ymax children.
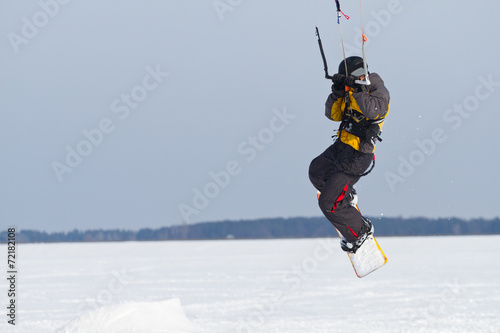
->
<box><xmin>309</xmin><ymin>56</ymin><xmax>390</xmax><ymax>253</ymax></box>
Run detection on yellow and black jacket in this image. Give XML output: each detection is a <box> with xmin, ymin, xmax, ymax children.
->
<box><xmin>325</xmin><ymin>73</ymin><xmax>390</xmax><ymax>154</ymax></box>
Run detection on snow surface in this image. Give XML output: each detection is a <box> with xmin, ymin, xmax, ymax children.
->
<box><xmin>2</xmin><ymin>236</ymin><xmax>500</xmax><ymax>332</ymax></box>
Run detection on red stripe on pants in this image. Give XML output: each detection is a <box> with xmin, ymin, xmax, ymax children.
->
<box><xmin>347</xmin><ymin>226</ymin><xmax>358</xmax><ymax>238</ymax></box>
<box><xmin>331</xmin><ymin>183</ymin><xmax>349</xmax><ymax>213</ymax></box>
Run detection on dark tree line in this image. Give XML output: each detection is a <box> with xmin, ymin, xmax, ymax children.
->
<box><xmin>1</xmin><ymin>217</ymin><xmax>499</xmax><ymax>243</ymax></box>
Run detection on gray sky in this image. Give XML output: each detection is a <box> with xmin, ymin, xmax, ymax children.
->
<box><xmin>1</xmin><ymin>0</ymin><xmax>499</xmax><ymax>232</ymax></box>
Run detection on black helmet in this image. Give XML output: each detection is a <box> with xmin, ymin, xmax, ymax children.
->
<box><xmin>338</xmin><ymin>56</ymin><xmax>367</xmax><ymax>77</ymax></box>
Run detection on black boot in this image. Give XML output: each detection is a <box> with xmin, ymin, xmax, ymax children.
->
<box><xmin>340</xmin><ymin>217</ymin><xmax>374</xmax><ymax>253</ymax></box>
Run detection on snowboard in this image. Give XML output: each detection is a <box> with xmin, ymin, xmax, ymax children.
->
<box><xmin>317</xmin><ymin>191</ymin><xmax>387</xmax><ymax>278</ymax></box>
<box><xmin>338</xmin><ymin>229</ymin><xmax>387</xmax><ymax>278</ymax></box>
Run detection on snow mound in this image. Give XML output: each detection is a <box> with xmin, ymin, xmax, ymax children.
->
<box><xmin>57</xmin><ymin>298</ymin><xmax>200</xmax><ymax>333</ymax></box>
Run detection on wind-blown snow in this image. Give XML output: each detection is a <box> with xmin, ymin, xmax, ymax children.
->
<box><xmin>3</xmin><ymin>236</ymin><xmax>500</xmax><ymax>332</ymax></box>
<box><xmin>57</xmin><ymin>299</ymin><xmax>200</xmax><ymax>333</ymax></box>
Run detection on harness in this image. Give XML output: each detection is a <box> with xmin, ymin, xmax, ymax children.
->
<box><xmin>334</xmin><ymin>90</ymin><xmax>384</xmax><ymax>177</ymax></box>
<box><xmin>338</xmin><ymin>90</ymin><xmax>384</xmax><ymax>145</ymax></box>
<box><xmin>340</xmin><ymin>108</ymin><xmax>383</xmax><ymax>145</ymax></box>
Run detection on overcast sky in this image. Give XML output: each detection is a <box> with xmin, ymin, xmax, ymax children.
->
<box><xmin>1</xmin><ymin>0</ymin><xmax>499</xmax><ymax>232</ymax></box>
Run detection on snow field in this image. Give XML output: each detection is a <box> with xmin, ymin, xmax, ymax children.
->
<box><xmin>1</xmin><ymin>235</ymin><xmax>499</xmax><ymax>332</ymax></box>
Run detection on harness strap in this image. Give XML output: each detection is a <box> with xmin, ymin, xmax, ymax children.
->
<box><xmin>334</xmin><ymin>95</ymin><xmax>381</xmax><ymax>177</ymax></box>
<box><xmin>343</xmin><ymin>114</ymin><xmax>384</xmax><ymax>144</ymax></box>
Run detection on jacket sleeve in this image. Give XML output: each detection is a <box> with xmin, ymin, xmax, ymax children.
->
<box><xmin>324</xmin><ymin>88</ymin><xmax>345</xmax><ymax>121</ymax></box>
<box><xmin>352</xmin><ymin>73</ymin><xmax>390</xmax><ymax>119</ymax></box>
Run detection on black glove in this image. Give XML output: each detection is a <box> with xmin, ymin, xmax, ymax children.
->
<box><xmin>332</xmin><ymin>73</ymin><xmax>346</xmax><ymax>91</ymax></box>
<box><xmin>344</xmin><ymin>75</ymin><xmax>357</xmax><ymax>88</ymax></box>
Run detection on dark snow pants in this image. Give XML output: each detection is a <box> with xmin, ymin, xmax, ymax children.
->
<box><xmin>308</xmin><ymin>141</ymin><xmax>373</xmax><ymax>243</ymax></box>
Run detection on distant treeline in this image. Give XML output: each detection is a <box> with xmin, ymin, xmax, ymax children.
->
<box><xmin>1</xmin><ymin>217</ymin><xmax>499</xmax><ymax>243</ymax></box>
